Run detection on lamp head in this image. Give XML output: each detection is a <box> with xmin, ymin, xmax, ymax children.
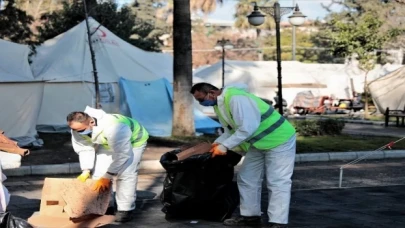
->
<box><xmin>247</xmin><ymin>2</ymin><xmax>265</xmax><ymax>26</ymax></box>
<box><xmin>288</xmin><ymin>4</ymin><xmax>307</xmax><ymax>26</ymax></box>
<box><xmin>224</xmin><ymin>40</ymin><xmax>234</xmax><ymax>50</ymax></box>
<box><xmin>215</xmin><ymin>39</ymin><xmax>234</xmax><ymax>50</ymax></box>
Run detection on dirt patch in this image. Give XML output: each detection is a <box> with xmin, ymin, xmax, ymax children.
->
<box><xmin>21</xmin><ymin>133</ymin><xmax>77</xmax><ymax>166</ymax></box>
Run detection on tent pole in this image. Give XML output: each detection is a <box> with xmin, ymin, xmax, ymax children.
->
<box><xmin>83</xmin><ymin>0</ymin><xmax>100</xmax><ymax>109</ymax></box>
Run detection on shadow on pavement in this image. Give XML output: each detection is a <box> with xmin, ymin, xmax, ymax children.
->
<box><xmin>105</xmin><ymin>199</ymin><xmax>229</xmax><ymax>228</ymax></box>
<box><xmin>289</xmin><ymin>185</ymin><xmax>405</xmax><ymax>227</ymax></box>
<box><xmin>7</xmin><ymin>195</ymin><xmax>40</xmax><ymax>220</ymax></box>
<box><xmin>8</xmin><ymin>182</ymin><xmax>405</xmax><ymax>227</ymax></box>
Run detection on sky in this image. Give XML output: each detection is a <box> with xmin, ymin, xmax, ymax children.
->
<box><xmin>117</xmin><ymin>0</ymin><xmax>345</xmax><ymax>22</ymax></box>
<box><xmin>206</xmin><ymin>0</ymin><xmax>345</xmax><ymax>22</ymax></box>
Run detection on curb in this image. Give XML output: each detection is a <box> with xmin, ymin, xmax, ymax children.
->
<box><xmin>341</xmin><ymin>130</ymin><xmax>405</xmax><ymax>138</ymax></box>
<box><xmin>289</xmin><ymin>116</ymin><xmax>391</xmax><ymax>126</ymax></box>
<box><xmin>4</xmin><ymin>150</ymin><xmax>405</xmax><ymax>177</ymax></box>
<box><xmin>342</xmin><ymin>119</ymin><xmax>385</xmax><ymax>126</ymax></box>
<box><xmin>207</xmin><ymin>113</ymin><xmax>391</xmax><ymax>126</ymax></box>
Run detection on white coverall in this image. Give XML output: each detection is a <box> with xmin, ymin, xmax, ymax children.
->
<box><xmin>71</xmin><ymin>107</ymin><xmax>146</xmax><ymax>211</ymax></box>
<box><xmin>0</xmin><ymin>162</ymin><xmax>10</xmax><ymax>213</ymax></box>
<box><xmin>214</xmin><ymin>84</ymin><xmax>296</xmax><ymax>224</ymax></box>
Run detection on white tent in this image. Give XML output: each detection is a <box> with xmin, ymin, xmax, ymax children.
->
<box><xmin>29</xmin><ymin>17</ymin><xmax>219</xmax><ymax>136</ymax></box>
<box><xmin>30</xmin><ymin>17</ymin><xmax>170</xmax><ymax>128</ymax></box>
<box><xmin>0</xmin><ymin>39</ymin><xmax>35</xmax><ymax>82</ymax></box>
<box><xmin>194</xmin><ymin>60</ymin><xmax>402</xmax><ymax>107</ymax></box>
<box><xmin>194</xmin><ymin>60</ymin><xmax>277</xmax><ymax>100</ymax></box>
<box><xmin>193</xmin><ymin>60</ymin><xmax>354</xmax><ymax>106</ymax></box>
<box><xmin>0</xmin><ymin>39</ymin><xmax>43</xmax><ymax>146</ymax></box>
<box><xmin>31</xmin><ymin>18</ymin><xmax>164</xmax><ymax>83</ymax></box>
<box><xmin>369</xmin><ymin>66</ymin><xmax>405</xmax><ymax>113</ymax></box>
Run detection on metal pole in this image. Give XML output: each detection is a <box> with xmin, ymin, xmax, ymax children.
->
<box><xmin>292</xmin><ymin>0</ymin><xmax>296</xmax><ymax>60</ymax></box>
<box><xmin>83</xmin><ymin>0</ymin><xmax>100</xmax><ymax>109</ymax></box>
<box><xmin>339</xmin><ymin>167</ymin><xmax>343</xmax><ymax>188</ymax></box>
<box><xmin>274</xmin><ymin>2</ymin><xmax>283</xmax><ymax>115</ymax></box>
<box><xmin>222</xmin><ymin>47</ymin><xmax>225</xmax><ymax>88</ymax></box>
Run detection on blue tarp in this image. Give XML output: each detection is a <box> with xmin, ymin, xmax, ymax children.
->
<box><xmin>119</xmin><ymin>77</ymin><xmax>221</xmax><ymax>137</ymax></box>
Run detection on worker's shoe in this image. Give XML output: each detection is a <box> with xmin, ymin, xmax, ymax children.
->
<box><xmin>223</xmin><ymin>216</ymin><xmax>262</xmax><ymax>226</ymax></box>
<box><xmin>114</xmin><ymin>210</ymin><xmax>135</xmax><ymax>223</ymax></box>
<box><xmin>105</xmin><ymin>206</ymin><xmax>116</xmax><ymax>215</ymax></box>
<box><xmin>268</xmin><ymin>223</ymin><xmax>287</xmax><ymax>228</ymax></box>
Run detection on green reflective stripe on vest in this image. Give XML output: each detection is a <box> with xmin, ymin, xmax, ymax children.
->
<box><xmin>99</xmin><ymin>114</ymin><xmax>148</xmax><ymax>148</ymax></box>
<box><xmin>215</xmin><ymin>106</ymin><xmax>275</xmax><ymax>130</ymax></box>
<box><xmin>133</xmin><ymin>126</ymin><xmax>145</xmax><ymax>144</ymax></box>
<box><xmin>247</xmin><ymin>116</ymin><xmax>285</xmax><ymax>144</ymax></box>
<box><xmin>217</xmin><ymin>88</ymin><xmax>295</xmax><ymax>151</ymax></box>
<box><xmin>112</xmin><ymin>114</ymin><xmax>148</xmax><ymax>147</ymax></box>
<box><xmin>260</xmin><ymin>108</ymin><xmax>274</xmax><ymax>121</ymax></box>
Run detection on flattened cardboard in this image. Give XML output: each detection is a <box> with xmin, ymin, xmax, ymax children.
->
<box><xmin>0</xmin><ymin>129</ymin><xmax>30</xmax><ymax>156</ymax></box>
<box><xmin>61</xmin><ymin>179</ymin><xmax>110</xmax><ymax>218</ymax></box>
<box><xmin>28</xmin><ymin>178</ymin><xmax>114</xmax><ymax>228</ymax></box>
<box><xmin>28</xmin><ymin>212</ymin><xmax>115</xmax><ymax>228</ymax></box>
<box><xmin>39</xmin><ymin>178</ymin><xmax>67</xmax><ymax>217</ymax></box>
<box><xmin>176</xmin><ymin>142</ymin><xmax>211</xmax><ymax>160</ymax></box>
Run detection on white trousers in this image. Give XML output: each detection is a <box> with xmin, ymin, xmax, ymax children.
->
<box><xmin>237</xmin><ymin>134</ymin><xmax>296</xmax><ymax>224</ymax></box>
<box><xmin>0</xmin><ymin>165</ymin><xmax>10</xmax><ymax>213</ymax></box>
<box><xmin>92</xmin><ymin>143</ymin><xmax>147</xmax><ymax>211</ymax></box>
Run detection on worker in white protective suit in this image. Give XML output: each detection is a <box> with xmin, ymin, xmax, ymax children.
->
<box><xmin>67</xmin><ymin>107</ymin><xmax>149</xmax><ymax>223</ymax></box>
<box><xmin>0</xmin><ymin>162</ymin><xmax>10</xmax><ymax>213</ymax></box>
<box><xmin>191</xmin><ymin>83</ymin><xmax>296</xmax><ymax>228</ymax></box>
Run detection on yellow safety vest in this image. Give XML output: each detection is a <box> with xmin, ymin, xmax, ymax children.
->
<box><xmin>214</xmin><ymin>88</ymin><xmax>295</xmax><ymax>151</ymax></box>
<box><xmin>83</xmin><ymin>114</ymin><xmax>149</xmax><ymax>150</ymax></box>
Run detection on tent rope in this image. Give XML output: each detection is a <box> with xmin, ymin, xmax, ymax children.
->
<box><xmin>338</xmin><ymin>135</ymin><xmax>405</xmax><ymax>188</ymax></box>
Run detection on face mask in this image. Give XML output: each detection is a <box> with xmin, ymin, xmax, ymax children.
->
<box><xmin>200</xmin><ymin>100</ymin><xmax>217</xmax><ymax>106</ymax></box>
<box><xmin>78</xmin><ymin>129</ymin><xmax>92</xmax><ymax>135</ymax></box>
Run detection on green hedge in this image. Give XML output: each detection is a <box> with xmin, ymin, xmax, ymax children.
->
<box><xmin>291</xmin><ymin>119</ymin><xmax>345</xmax><ymax>136</ymax></box>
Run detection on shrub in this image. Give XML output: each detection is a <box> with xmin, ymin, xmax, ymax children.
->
<box><xmin>292</xmin><ymin>120</ymin><xmax>320</xmax><ymax>136</ymax></box>
<box><xmin>317</xmin><ymin>118</ymin><xmax>345</xmax><ymax>135</ymax></box>
<box><xmin>291</xmin><ymin>118</ymin><xmax>345</xmax><ymax>136</ymax></box>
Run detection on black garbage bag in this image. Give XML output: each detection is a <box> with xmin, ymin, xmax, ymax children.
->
<box><xmin>0</xmin><ymin>212</ymin><xmax>33</xmax><ymax>228</ymax></box>
<box><xmin>160</xmin><ymin>149</ymin><xmax>242</xmax><ymax>222</ymax></box>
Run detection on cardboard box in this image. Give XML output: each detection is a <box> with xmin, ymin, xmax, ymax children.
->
<box><xmin>28</xmin><ymin>178</ymin><xmax>115</xmax><ymax>228</ymax></box>
<box><xmin>176</xmin><ymin>142</ymin><xmax>212</xmax><ymax>161</ymax></box>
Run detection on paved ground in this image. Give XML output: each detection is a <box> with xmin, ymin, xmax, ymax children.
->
<box><xmin>342</xmin><ymin>123</ymin><xmax>405</xmax><ymax>137</ymax></box>
<box><xmin>5</xmin><ymin>158</ymin><xmax>405</xmax><ymax>227</ymax></box>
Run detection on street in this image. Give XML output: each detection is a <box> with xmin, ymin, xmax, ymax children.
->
<box><xmin>5</xmin><ymin>158</ymin><xmax>405</xmax><ymax>227</ymax></box>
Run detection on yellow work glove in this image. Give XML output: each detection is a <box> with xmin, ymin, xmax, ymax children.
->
<box><xmin>92</xmin><ymin>177</ymin><xmax>112</xmax><ymax>193</ymax></box>
<box><xmin>77</xmin><ymin>170</ymin><xmax>90</xmax><ymax>182</ymax></box>
<box><xmin>209</xmin><ymin>143</ymin><xmax>227</xmax><ymax>158</ymax></box>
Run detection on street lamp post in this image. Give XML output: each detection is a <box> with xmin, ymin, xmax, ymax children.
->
<box><xmin>247</xmin><ymin>1</ymin><xmax>306</xmax><ymax>115</ymax></box>
<box><xmin>214</xmin><ymin>38</ymin><xmax>234</xmax><ymax>88</ymax></box>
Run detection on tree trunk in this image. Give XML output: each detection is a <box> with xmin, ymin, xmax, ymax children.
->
<box><xmin>364</xmin><ymin>71</ymin><xmax>369</xmax><ymax>119</ymax></box>
<box><xmin>171</xmin><ymin>0</ymin><xmax>195</xmax><ymax>136</ymax></box>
